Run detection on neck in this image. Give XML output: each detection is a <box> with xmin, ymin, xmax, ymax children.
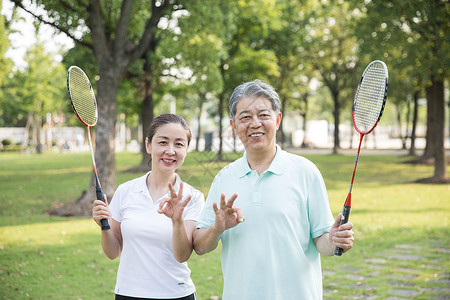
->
<box><xmin>147</xmin><ymin>169</ymin><xmax>176</xmax><ymax>190</ymax></box>
<box><xmin>247</xmin><ymin>145</ymin><xmax>277</xmax><ymax>175</ymax></box>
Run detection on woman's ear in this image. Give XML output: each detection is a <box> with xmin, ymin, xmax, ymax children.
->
<box><xmin>145</xmin><ymin>137</ymin><xmax>152</xmax><ymax>154</ymax></box>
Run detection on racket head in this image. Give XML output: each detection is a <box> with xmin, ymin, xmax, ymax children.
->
<box><xmin>67</xmin><ymin>66</ymin><xmax>98</xmax><ymax>126</ymax></box>
<box><xmin>352</xmin><ymin>60</ymin><xmax>388</xmax><ymax>135</ymax></box>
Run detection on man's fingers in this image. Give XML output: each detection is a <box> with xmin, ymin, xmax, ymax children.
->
<box><xmin>212</xmin><ymin>202</ymin><xmax>219</xmax><ymax>214</ymax></box>
<box><xmin>234</xmin><ymin>207</ymin><xmax>245</xmax><ymax>223</ymax></box>
<box><xmin>339</xmin><ymin>222</ymin><xmax>353</xmax><ymax>231</ymax></box>
<box><xmin>226</xmin><ymin>193</ymin><xmax>238</xmax><ymax>208</ymax></box>
<box><xmin>219</xmin><ymin>193</ymin><xmax>226</xmax><ymax>210</ymax></box>
<box><xmin>333</xmin><ymin>213</ymin><xmax>342</xmax><ymax>227</ymax></box>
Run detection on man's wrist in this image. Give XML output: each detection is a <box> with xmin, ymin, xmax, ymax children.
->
<box><xmin>210</xmin><ymin>221</ymin><xmax>224</xmax><ymax>236</ymax></box>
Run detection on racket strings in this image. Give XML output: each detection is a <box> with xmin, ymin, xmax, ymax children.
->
<box><xmin>68</xmin><ymin>68</ymin><xmax>97</xmax><ymax>126</ymax></box>
<box><xmin>353</xmin><ymin>63</ymin><xmax>387</xmax><ymax>133</ymax></box>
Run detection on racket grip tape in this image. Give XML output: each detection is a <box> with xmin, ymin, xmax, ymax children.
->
<box><xmin>95</xmin><ymin>184</ymin><xmax>111</xmax><ymax>231</ymax></box>
<box><xmin>333</xmin><ymin>205</ymin><xmax>351</xmax><ymax>256</ymax></box>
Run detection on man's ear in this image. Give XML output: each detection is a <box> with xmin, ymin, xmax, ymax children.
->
<box><xmin>230</xmin><ymin>119</ymin><xmax>237</xmax><ymax>134</ymax></box>
<box><xmin>276</xmin><ymin>112</ymin><xmax>282</xmax><ymax>130</ymax></box>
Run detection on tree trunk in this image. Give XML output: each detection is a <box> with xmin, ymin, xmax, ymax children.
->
<box><xmin>429</xmin><ymin>79</ymin><xmax>447</xmax><ymax>181</ymax></box>
<box><xmin>422</xmin><ymin>94</ymin><xmax>435</xmax><ymax>161</ymax></box>
<box><xmin>94</xmin><ymin>64</ymin><xmax>119</xmax><ymax>198</ymax></box>
<box><xmin>278</xmin><ymin>97</ymin><xmax>287</xmax><ymax>149</ymax></box>
<box><xmin>138</xmin><ymin>57</ymin><xmax>155</xmax><ymax>170</ymax></box>
<box><xmin>397</xmin><ymin>108</ymin><xmax>406</xmax><ymax>150</ymax></box>
<box><xmin>301</xmin><ymin>94</ymin><xmax>309</xmax><ymax>148</ymax></box>
<box><xmin>20</xmin><ymin>113</ymin><xmax>33</xmax><ymax>152</ymax></box>
<box><xmin>332</xmin><ymin>90</ymin><xmax>340</xmax><ymax>154</ymax></box>
<box><xmin>217</xmin><ymin>93</ymin><xmax>224</xmax><ymax>160</ymax></box>
<box><xmin>195</xmin><ymin>97</ymin><xmax>204</xmax><ymax>152</ymax></box>
<box><xmin>409</xmin><ymin>90</ymin><xmax>419</xmax><ymax>156</ymax></box>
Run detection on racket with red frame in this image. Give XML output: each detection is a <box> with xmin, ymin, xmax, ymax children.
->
<box><xmin>334</xmin><ymin>60</ymin><xmax>388</xmax><ymax>256</ymax></box>
<box><xmin>67</xmin><ymin>66</ymin><xmax>110</xmax><ymax>230</ymax></box>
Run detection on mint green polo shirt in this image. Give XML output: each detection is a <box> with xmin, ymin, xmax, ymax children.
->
<box><xmin>197</xmin><ymin>145</ymin><xmax>334</xmax><ymax>300</ymax></box>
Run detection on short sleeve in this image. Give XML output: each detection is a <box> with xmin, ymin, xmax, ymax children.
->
<box><xmin>182</xmin><ymin>187</ymin><xmax>205</xmax><ymax>221</ymax></box>
<box><xmin>307</xmin><ymin>167</ymin><xmax>334</xmax><ymax>239</ymax></box>
<box><xmin>196</xmin><ymin>176</ymin><xmax>220</xmax><ymax>229</ymax></box>
<box><xmin>109</xmin><ymin>187</ymin><xmax>122</xmax><ymax>223</ymax></box>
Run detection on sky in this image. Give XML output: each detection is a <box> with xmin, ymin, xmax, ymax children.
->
<box><xmin>1</xmin><ymin>0</ymin><xmax>74</xmax><ymax>70</ymax></box>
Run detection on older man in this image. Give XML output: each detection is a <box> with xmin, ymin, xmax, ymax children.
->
<box><xmin>193</xmin><ymin>80</ymin><xmax>354</xmax><ymax>300</ymax></box>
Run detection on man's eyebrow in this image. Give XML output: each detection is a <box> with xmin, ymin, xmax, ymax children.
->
<box><xmin>238</xmin><ymin>108</ymin><xmax>271</xmax><ymax>116</ymax></box>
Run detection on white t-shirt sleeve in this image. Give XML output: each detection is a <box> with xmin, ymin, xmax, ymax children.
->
<box><xmin>109</xmin><ymin>186</ymin><xmax>123</xmax><ymax>223</ymax></box>
<box><xmin>182</xmin><ymin>187</ymin><xmax>204</xmax><ymax>221</ymax></box>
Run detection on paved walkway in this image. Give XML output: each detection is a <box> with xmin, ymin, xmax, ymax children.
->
<box><xmin>323</xmin><ymin>243</ymin><xmax>450</xmax><ymax>299</ymax></box>
<box><xmin>287</xmin><ymin>147</ymin><xmax>435</xmax><ymax>156</ymax></box>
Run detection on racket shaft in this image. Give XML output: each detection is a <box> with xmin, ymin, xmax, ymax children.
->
<box><xmin>334</xmin><ymin>204</ymin><xmax>351</xmax><ymax>256</ymax></box>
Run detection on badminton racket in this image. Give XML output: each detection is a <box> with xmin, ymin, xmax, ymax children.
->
<box><xmin>67</xmin><ymin>66</ymin><xmax>110</xmax><ymax>231</ymax></box>
<box><xmin>334</xmin><ymin>60</ymin><xmax>388</xmax><ymax>256</ymax></box>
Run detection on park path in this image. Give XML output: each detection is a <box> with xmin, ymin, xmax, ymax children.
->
<box><xmin>323</xmin><ymin>243</ymin><xmax>450</xmax><ymax>299</ymax></box>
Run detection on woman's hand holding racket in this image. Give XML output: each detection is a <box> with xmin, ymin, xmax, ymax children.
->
<box><xmin>92</xmin><ymin>195</ymin><xmax>112</xmax><ymax>228</ymax></box>
<box><xmin>334</xmin><ymin>60</ymin><xmax>388</xmax><ymax>256</ymax></box>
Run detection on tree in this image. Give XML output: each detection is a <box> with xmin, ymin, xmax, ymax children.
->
<box><xmin>212</xmin><ymin>0</ymin><xmax>279</xmax><ymax>159</ymax></box>
<box><xmin>1</xmin><ymin>25</ymin><xmax>66</xmax><ymax>152</ymax></box>
<box><xmin>302</xmin><ymin>0</ymin><xmax>360</xmax><ymax>153</ymax></box>
<box><xmin>11</xmin><ymin>0</ymin><xmax>187</xmax><ymax>215</ymax></box>
<box><xmin>356</xmin><ymin>0</ymin><xmax>449</xmax><ymax>182</ymax></box>
<box><xmin>20</xmin><ymin>39</ymin><xmax>66</xmax><ymax>152</ymax></box>
<box><xmin>0</xmin><ymin>2</ymin><xmax>14</xmax><ymax>127</ymax></box>
<box><xmin>264</xmin><ymin>0</ymin><xmax>307</xmax><ymax>149</ymax></box>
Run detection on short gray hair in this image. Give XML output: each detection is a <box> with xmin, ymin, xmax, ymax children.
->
<box><xmin>229</xmin><ymin>80</ymin><xmax>281</xmax><ymax>120</ymax></box>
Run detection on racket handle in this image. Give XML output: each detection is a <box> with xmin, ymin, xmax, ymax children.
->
<box><xmin>95</xmin><ymin>181</ymin><xmax>110</xmax><ymax>231</ymax></box>
<box><xmin>333</xmin><ymin>205</ymin><xmax>351</xmax><ymax>256</ymax></box>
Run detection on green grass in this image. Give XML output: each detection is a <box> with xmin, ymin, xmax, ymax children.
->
<box><xmin>0</xmin><ymin>151</ymin><xmax>449</xmax><ymax>299</ymax></box>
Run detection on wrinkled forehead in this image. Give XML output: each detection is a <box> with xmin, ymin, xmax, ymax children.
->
<box><xmin>235</xmin><ymin>96</ymin><xmax>273</xmax><ymax>114</ymax></box>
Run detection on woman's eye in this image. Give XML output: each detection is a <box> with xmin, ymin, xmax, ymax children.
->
<box><xmin>159</xmin><ymin>141</ymin><xmax>167</xmax><ymax>145</ymax></box>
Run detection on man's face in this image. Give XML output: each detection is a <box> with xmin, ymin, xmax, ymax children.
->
<box><xmin>230</xmin><ymin>96</ymin><xmax>282</xmax><ymax>154</ymax></box>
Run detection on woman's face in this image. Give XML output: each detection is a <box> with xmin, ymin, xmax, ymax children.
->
<box><xmin>146</xmin><ymin>123</ymin><xmax>189</xmax><ymax>174</ymax></box>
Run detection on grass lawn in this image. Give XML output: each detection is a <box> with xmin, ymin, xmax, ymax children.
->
<box><xmin>0</xmin><ymin>150</ymin><xmax>449</xmax><ymax>299</ymax></box>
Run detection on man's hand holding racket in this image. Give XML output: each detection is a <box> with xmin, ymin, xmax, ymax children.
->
<box><xmin>329</xmin><ymin>213</ymin><xmax>354</xmax><ymax>254</ymax></box>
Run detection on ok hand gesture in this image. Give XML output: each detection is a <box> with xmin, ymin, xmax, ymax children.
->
<box><xmin>158</xmin><ymin>182</ymin><xmax>192</xmax><ymax>223</ymax></box>
<box><xmin>212</xmin><ymin>193</ymin><xmax>245</xmax><ymax>234</ymax></box>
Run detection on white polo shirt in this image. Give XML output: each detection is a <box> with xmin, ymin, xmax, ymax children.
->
<box><xmin>197</xmin><ymin>145</ymin><xmax>334</xmax><ymax>300</ymax></box>
<box><xmin>110</xmin><ymin>172</ymin><xmax>204</xmax><ymax>298</ymax></box>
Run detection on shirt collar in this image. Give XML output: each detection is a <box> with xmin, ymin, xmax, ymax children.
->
<box><xmin>238</xmin><ymin>144</ymin><xmax>285</xmax><ymax>178</ymax></box>
<box><xmin>135</xmin><ymin>171</ymin><xmax>182</xmax><ymax>194</ymax></box>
